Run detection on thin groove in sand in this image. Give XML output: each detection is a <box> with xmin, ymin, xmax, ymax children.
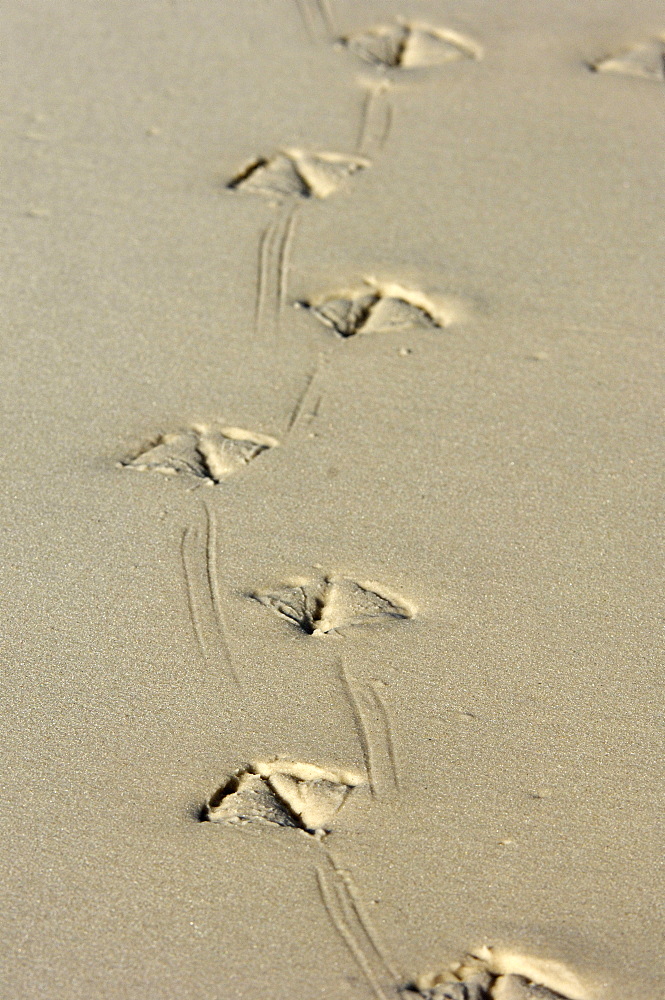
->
<box><xmin>315</xmin><ymin>867</ymin><xmax>390</xmax><ymax>1000</ymax></box>
<box><xmin>203</xmin><ymin>501</ymin><xmax>241</xmax><ymax>688</ymax></box>
<box><xmin>180</xmin><ymin>526</ymin><xmax>208</xmax><ymax>661</ymax></box>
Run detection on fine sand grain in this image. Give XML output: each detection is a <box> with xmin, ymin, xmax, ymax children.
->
<box><xmin>1</xmin><ymin>2</ymin><xmax>663</xmax><ymax>998</ymax></box>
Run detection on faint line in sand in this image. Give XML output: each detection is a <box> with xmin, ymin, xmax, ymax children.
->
<box><xmin>202</xmin><ymin>501</ymin><xmax>242</xmax><ymax>688</ymax></box>
<box><xmin>294</xmin><ymin>0</ymin><xmax>315</xmax><ymax>43</ymax></box>
<box><xmin>367</xmin><ymin>681</ymin><xmax>400</xmax><ymax>794</ymax></box>
<box><xmin>254</xmin><ymin>219</ymin><xmax>275</xmax><ymax>338</ymax></box>
<box><xmin>328</xmin><ymin>855</ymin><xmax>400</xmax><ymax>982</ymax></box>
<box><xmin>339</xmin><ymin>659</ymin><xmax>399</xmax><ymax>798</ymax></box>
<box><xmin>357</xmin><ymin>81</ymin><xmax>392</xmax><ymax>156</ymax></box>
<box><xmin>180</xmin><ymin>526</ymin><xmax>208</xmax><ymax>661</ymax></box>
<box><xmin>285</xmin><ymin>355</ymin><xmax>324</xmax><ymax>435</ymax></box>
<box><xmin>378</xmin><ymin>100</ymin><xmax>392</xmax><ymax>149</ymax></box>
<box><xmin>315</xmin><ymin>0</ymin><xmax>335</xmax><ymax>39</ymax></box>
<box><xmin>339</xmin><ymin>659</ymin><xmax>376</xmax><ymax>796</ymax></box>
<box><xmin>277</xmin><ymin>204</ymin><xmax>299</xmax><ymax>329</ymax></box>
<box><xmin>295</xmin><ymin>0</ymin><xmax>335</xmax><ymax>43</ymax></box>
<box><xmin>316</xmin><ymin>853</ymin><xmax>400</xmax><ymax>999</ymax></box>
<box><xmin>316</xmin><ymin>867</ymin><xmax>391</xmax><ymax>1000</ymax></box>
<box><xmin>255</xmin><ymin>204</ymin><xmax>299</xmax><ymax>340</ymax></box>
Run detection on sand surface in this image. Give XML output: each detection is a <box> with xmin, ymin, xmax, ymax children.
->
<box><xmin>1</xmin><ymin>2</ymin><xmax>664</xmax><ymax>998</ymax></box>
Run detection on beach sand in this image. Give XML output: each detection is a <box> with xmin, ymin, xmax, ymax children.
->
<box><xmin>1</xmin><ymin>2</ymin><xmax>663</xmax><ymax>998</ymax></box>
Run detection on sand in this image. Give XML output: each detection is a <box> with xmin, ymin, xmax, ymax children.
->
<box><xmin>1</xmin><ymin>1</ymin><xmax>663</xmax><ymax>998</ymax></box>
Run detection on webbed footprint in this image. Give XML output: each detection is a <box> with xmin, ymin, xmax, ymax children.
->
<box><xmin>300</xmin><ymin>280</ymin><xmax>453</xmax><ymax>338</ymax></box>
<box><xmin>204</xmin><ymin>759</ymin><xmax>364</xmax><ymax>836</ymax></box>
<box><xmin>404</xmin><ymin>948</ymin><xmax>589</xmax><ymax>1000</ymax></box>
<box><xmin>590</xmin><ymin>39</ymin><xmax>665</xmax><ymax>80</ymax></box>
<box><xmin>249</xmin><ymin>575</ymin><xmax>414</xmax><ymax>634</ymax></box>
<box><xmin>121</xmin><ymin>424</ymin><xmax>278</xmax><ymax>483</ymax></box>
<box><xmin>228</xmin><ymin>148</ymin><xmax>370</xmax><ymax>201</ymax></box>
<box><xmin>341</xmin><ymin>21</ymin><xmax>482</xmax><ymax>69</ymax></box>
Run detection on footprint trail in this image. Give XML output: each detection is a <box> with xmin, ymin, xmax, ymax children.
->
<box><xmin>315</xmin><ymin>864</ymin><xmax>590</xmax><ymax>1000</ymax></box>
<box><xmin>229</xmin><ymin>148</ymin><xmax>369</xmax><ymax>339</ymax></box>
<box><xmin>341</xmin><ymin>19</ymin><xmax>482</xmax><ymax>158</ymax></box>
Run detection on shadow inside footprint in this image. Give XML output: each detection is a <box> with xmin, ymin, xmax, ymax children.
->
<box><xmin>590</xmin><ymin>39</ymin><xmax>665</xmax><ymax>80</ymax></box>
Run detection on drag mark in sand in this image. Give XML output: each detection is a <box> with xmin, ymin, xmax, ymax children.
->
<box><xmin>295</xmin><ymin>0</ymin><xmax>335</xmax><ymax>44</ymax></box>
<box><xmin>339</xmin><ymin>660</ymin><xmax>399</xmax><ymax>799</ymax></box>
<box><xmin>316</xmin><ymin>860</ymin><xmax>399</xmax><ymax>1000</ymax></box>
<box><xmin>202</xmin><ymin>500</ymin><xmax>241</xmax><ymax>687</ymax></box>
<box><xmin>278</xmin><ymin>208</ymin><xmax>298</xmax><ymax>318</ymax></box>
<box><xmin>315</xmin><ymin>0</ymin><xmax>335</xmax><ymax>40</ymax></box>
<box><xmin>255</xmin><ymin>203</ymin><xmax>299</xmax><ymax>339</ymax></box>
<box><xmin>283</xmin><ymin>354</ymin><xmax>327</xmax><ymax>436</ymax></box>
<box><xmin>178</xmin><ymin>503</ymin><xmax>241</xmax><ymax>687</ymax></box>
<box><xmin>356</xmin><ymin>80</ymin><xmax>393</xmax><ymax>155</ymax></box>
<box><xmin>180</xmin><ymin>525</ymin><xmax>208</xmax><ymax>661</ymax></box>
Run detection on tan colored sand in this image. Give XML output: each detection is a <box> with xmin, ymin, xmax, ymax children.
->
<box><xmin>1</xmin><ymin>1</ymin><xmax>663</xmax><ymax>998</ymax></box>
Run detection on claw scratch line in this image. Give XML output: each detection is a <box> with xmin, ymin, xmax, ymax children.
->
<box><xmin>322</xmin><ymin>851</ymin><xmax>400</xmax><ymax>983</ymax></box>
<box><xmin>255</xmin><ymin>215</ymin><xmax>279</xmax><ymax>338</ymax></box>
<box><xmin>332</xmin><ymin>866</ymin><xmax>399</xmax><ymax>983</ymax></box>
<box><xmin>203</xmin><ymin>501</ymin><xmax>241</xmax><ymax>688</ymax></box>
<box><xmin>256</xmin><ymin>204</ymin><xmax>295</xmax><ymax>341</ymax></box>
<box><xmin>294</xmin><ymin>0</ymin><xmax>315</xmax><ymax>43</ymax></box>
<box><xmin>255</xmin><ymin>215</ymin><xmax>282</xmax><ymax>334</ymax></box>
<box><xmin>378</xmin><ymin>100</ymin><xmax>393</xmax><ymax>149</ymax></box>
<box><xmin>368</xmin><ymin>682</ymin><xmax>400</xmax><ymax>793</ymax></box>
<box><xmin>316</xmin><ymin>0</ymin><xmax>335</xmax><ymax>38</ymax></box>
<box><xmin>340</xmin><ymin>660</ymin><xmax>376</xmax><ymax>796</ymax></box>
<box><xmin>310</xmin><ymin>394</ymin><xmax>322</xmax><ymax>420</ymax></box>
<box><xmin>357</xmin><ymin>83</ymin><xmax>392</xmax><ymax>155</ymax></box>
<box><xmin>357</xmin><ymin>87</ymin><xmax>374</xmax><ymax>154</ymax></box>
<box><xmin>285</xmin><ymin>355</ymin><xmax>322</xmax><ymax>434</ymax></box>
<box><xmin>315</xmin><ymin>868</ymin><xmax>390</xmax><ymax>1000</ymax></box>
<box><xmin>277</xmin><ymin>205</ymin><xmax>298</xmax><ymax>327</ymax></box>
<box><xmin>180</xmin><ymin>527</ymin><xmax>207</xmax><ymax>660</ymax></box>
